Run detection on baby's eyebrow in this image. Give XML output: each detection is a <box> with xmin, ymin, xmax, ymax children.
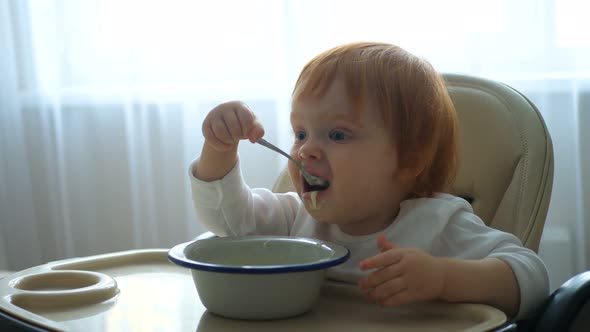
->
<box><xmin>323</xmin><ymin>112</ymin><xmax>355</xmax><ymax>123</ymax></box>
<box><xmin>291</xmin><ymin>103</ymin><xmax>362</xmax><ymax>131</ymax></box>
<box><xmin>290</xmin><ymin>109</ymin><xmax>303</xmax><ymax>123</ymax></box>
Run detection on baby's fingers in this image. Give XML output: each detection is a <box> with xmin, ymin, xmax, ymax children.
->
<box><xmin>203</xmin><ymin>101</ymin><xmax>264</xmax><ymax>151</ymax></box>
<box><xmin>364</xmin><ymin>277</ymin><xmax>407</xmax><ymax>303</ymax></box>
<box><xmin>359</xmin><ymin>249</ymin><xmax>403</xmax><ymax>271</ymax></box>
<box><xmin>234</xmin><ymin>107</ymin><xmax>264</xmax><ymax>143</ymax></box>
<box><xmin>358</xmin><ymin>263</ymin><xmax>405</xmax><ymax>290</ymax></box>
<box><xmin>377</xmin><ymin>234</ymin><xmax>396</xmax><ymax>252</ymax></box>
<box><xmin>221</xmin><ymin>109</ymin><xmax>246</xmax><ymax>142</ymax></box>
<box><xmin>203</xmin><ymin>115</ymin><xmax>235</xmax><ymax>151</ymax></box>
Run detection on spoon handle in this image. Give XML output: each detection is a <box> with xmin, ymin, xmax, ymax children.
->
<box><xmin>256</xmin><ymin>138</ymin><xmax>302</xmax><ymax>168</ymax></box>
<box><xmin>256</xmin><ymin>138</ymin><xmax>328</xmax><ymax>187</ymax></box>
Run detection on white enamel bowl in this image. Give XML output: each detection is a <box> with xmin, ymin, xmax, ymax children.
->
<box><xmin>168</xmin><ymin>236</ymin><xmax>350</xmax><ymax>320</ymax></box>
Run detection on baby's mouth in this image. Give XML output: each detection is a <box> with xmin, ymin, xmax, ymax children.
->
<box><xmin>302</xmin><ymin>176</ymin><xmax>330</xmax><ymax>193</ymax></box>
<box><xmin>302</xmin><ymin>176</ymin><xmax>330</xmax><ymax>210</ymax></box>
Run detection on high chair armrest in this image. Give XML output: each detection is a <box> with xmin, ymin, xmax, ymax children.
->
<box><xmin>531</xmin><ymin>271</ymin><xmax>590</xmax><ymax>332</ymax></box>
<box><xmin>195</xmin><ymin>231</ymin><xmax>217</xmax><ymax>240</ymax></box>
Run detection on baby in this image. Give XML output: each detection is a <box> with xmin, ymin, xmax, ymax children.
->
<box><xmin>191</xmin><ymin>42</ymin><xmax>549</xmax><ymax>319</ymax></box>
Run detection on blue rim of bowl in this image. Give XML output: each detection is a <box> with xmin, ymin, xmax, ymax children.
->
<box><xmin>167</xmin><ymin>236</ymin><xmax>351</xmax><ymax>274</ymax></box>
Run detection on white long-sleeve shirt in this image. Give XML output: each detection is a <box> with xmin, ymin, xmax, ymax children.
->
<box><xmin>190</xmin><ymin>159</ymin><xmax>549</xmax><ymax>319</ymax></box>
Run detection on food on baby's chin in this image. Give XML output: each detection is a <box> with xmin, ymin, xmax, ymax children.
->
<box><xmin>311</xmin><ymin>191</ymin><xmax>319</xmax><ymax>210</ymax></box>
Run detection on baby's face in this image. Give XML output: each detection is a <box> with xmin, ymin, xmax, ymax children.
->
<box><xmin>289</xmin><ymin>78</ymin><xmax>408</xmax><ymax>235</ymax></box>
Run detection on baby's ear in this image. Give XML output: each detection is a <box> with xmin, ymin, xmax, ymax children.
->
<box><xmin>397</xmin><ymin>166</ymin><xmax>422</xmax><ymax>182</ymax></box>
<box><xmin>396</xmin><ymin>151</ymin><xmax>425</xmax><ymax>182</ymax></box>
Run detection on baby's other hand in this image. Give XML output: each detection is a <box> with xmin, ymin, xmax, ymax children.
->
<box><xmin>358</xmin><ymin>234</ymin><xmax>445</xmax><ymax>307</ymax></box>
<box><xmin>202</xmin><ymin>101</ymin><xmax>265</xmax><ymax>152</ymax></box>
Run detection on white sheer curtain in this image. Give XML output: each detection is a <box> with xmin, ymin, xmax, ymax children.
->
<box><xmin>1</xmin><ymin>0</ymin><xmax>588</xmax><ymax>290</ymax></box>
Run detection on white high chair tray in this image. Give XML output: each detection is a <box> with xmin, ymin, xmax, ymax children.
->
<box><xmin>0</xmin><ymin>249</ymin><xmax>507</xmax><ymax>332</ymax></box>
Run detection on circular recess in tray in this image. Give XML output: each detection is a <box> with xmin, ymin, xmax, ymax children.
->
<box><xmin>8</xmin><ymin>270</ymin><xmax>119</xmax><ymax>309</ymax></box>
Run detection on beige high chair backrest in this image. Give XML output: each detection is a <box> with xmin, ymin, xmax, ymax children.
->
<box><xmin>271</xmin><ymin>74</ymin><xmax>554</xmax><ymax>253</ymax></box>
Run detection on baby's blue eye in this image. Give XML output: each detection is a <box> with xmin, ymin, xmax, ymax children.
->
<box><xmin>295</xmin><ymin>131</ymin><xmax>306</xmax><ymax>141</ymax></box>
<box><xmin>329</xmin><ymin>130</ymin><xmax>347</xmax><ymax>141</ymax></box>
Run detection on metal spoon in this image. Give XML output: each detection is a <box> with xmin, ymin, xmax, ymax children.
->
<box><xmin>256</xmin><ymin>138</ymin><xmax>329</xmax><ymax>187</ymax></box>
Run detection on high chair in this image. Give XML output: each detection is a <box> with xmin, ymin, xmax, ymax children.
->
<box><xmin>200</xmin><ymin>74</ymin><xmax>590</xmax><ymax>331</ymax></box>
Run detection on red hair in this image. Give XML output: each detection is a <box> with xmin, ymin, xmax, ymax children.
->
<box><xmin>292</xmin><ymin>42</ymin><xmax>459</xmax><ymax>197</ymax></box>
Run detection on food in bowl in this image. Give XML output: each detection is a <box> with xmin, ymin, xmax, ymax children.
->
<box><xmin>168</xmin><ymin>236</ymin><xmax>350</xmax><ymax>320</ymax></box>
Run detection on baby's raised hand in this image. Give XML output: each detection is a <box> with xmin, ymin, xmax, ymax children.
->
<box><xmin>202</xmin><ymin>101</ymin><xmax>265</xmax><ymax>152</ymax></box>
<box><xmin>358</xmin><ymin>234</ymin><xmax>446</xmax><ymax>307</ymax></box>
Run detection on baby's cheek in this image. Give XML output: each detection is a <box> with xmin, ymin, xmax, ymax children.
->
<box><xmin>286</xmin><ymin>165</ymin><xmax>300</xmax><ymax>190</ymax></box>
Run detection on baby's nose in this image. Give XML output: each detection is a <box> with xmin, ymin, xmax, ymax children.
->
<box><xmin>299</xmin><ymin>140</ymin><xmax>322</xmax><ymax>160</ymax></box>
